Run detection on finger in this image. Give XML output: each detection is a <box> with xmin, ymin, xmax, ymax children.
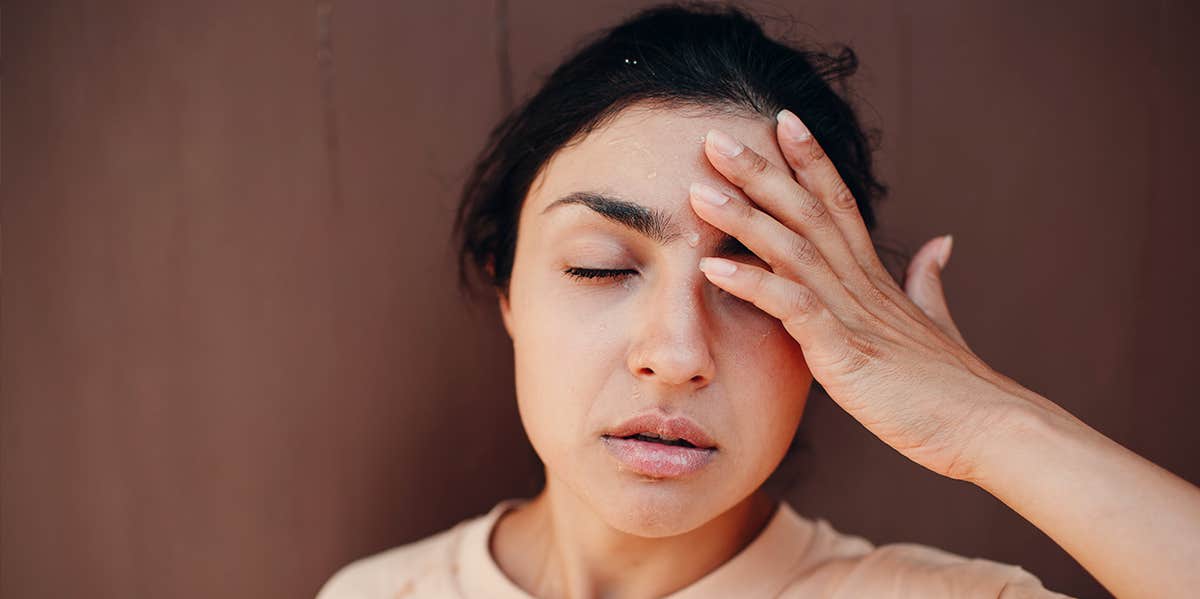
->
<box><xmin>773</xmin><ymin>110</ymin><xmax>939</xmax><ymax>329</ymax></box>
<box><xmin>688</xmin><ymin>181</ymin><xmax>857</xmax><ymax>315</ymax></box>
<box><xmin>774</xmin><ymin>109</ymin><xmax>892</xmax><ymax>285</ymax></box>
<box><xmin>696</xmin><ymin>256</ymin><xmax>861</xmax><ymax>374</ymax></box>
<box><xmin>904</xmin><ymin>235</ymin><xmax>969</xmax><ymax>349</ymax></box>
<box><xmin>702</xmin><ymin>127</ymin><xmax>872</xmax><ymax>292</ymax></box>
<box><xmin>702</xmin><ymin>127</ymin><xmax>927</xmax><ymax>331</ymax></box>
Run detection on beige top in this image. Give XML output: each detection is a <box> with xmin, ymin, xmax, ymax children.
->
<box><xmin>316</xmin><ymin>499</ymin><xmax>1074</xmax><ymax>598</ymax></box>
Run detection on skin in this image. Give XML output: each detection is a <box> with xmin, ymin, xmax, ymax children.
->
<box><xmin>494</xmin><ymin>105</ymin><xmax>809</xmax><ymax>598</ymax></box>
<box><xmin>494</xmin><ymin>103</ymin><xmax>1200</xmax><ymax>599</ymax></box>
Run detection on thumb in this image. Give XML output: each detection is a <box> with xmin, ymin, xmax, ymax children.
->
<box><xmin>904</xmin><ymin>235</ymin><xmax>969</xmax><ymax>349</ymax></box>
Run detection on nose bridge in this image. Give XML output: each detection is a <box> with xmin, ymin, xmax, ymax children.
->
<box><xmin>627</xmin><ymin>268</ymin><xmax>716</xmax><ymax>387</ymax></box>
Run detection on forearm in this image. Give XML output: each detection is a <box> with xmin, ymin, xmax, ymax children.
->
<box><xmin>968</xmin><ymin>399</ymin><xmax>1200</xmax><ymax>599</ymax></box>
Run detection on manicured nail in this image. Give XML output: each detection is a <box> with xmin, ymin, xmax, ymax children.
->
<box><xmin>699</xmin><ymin>257</ymin><xmax>737</xmax><ymax>277</ymax></box>
<box><xmin>706</xmin><ymin>129</ymin><xmax>744</xmax><ymax>157</ymax></box>
<box><xmin>776</xmin><ymin>109</ymin><xmax>811</xmax><ymax>141</ymax></box>
<box><xmin>936</xmin><ymin>235</ymin><xmax>954</xmax><ymax>269</ymax></box>
<box><xmin>690</xmin><ymin>182</ymin><xmax>729</xmax><ymax>206</ymax></box>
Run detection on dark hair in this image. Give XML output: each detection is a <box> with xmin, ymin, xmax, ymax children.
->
<box><xmin>455</xmin><ymin>2</ymin><xmax>888</xmax><ymax>297</ymax></box>
<box><xmin>453</xmin><ymin>2</ymin><xmax>888</xmax><ymax>494</ymax></box>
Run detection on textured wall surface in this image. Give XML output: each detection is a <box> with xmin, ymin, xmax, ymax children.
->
<box><xmin>2</xmin><ymin>2</ymin><xmax>1197</xmax><ymax>598</ymax></box>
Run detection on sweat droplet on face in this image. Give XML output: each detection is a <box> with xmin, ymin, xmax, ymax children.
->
<box><xmin>758</xmin><ymin>328</ymin><xmax>773</xmax><ymax>345</ymax></box>
<box><xmin>685</xmin><ymin>231</ymin><xmax>700</xmax><ymax>248</ymax></box>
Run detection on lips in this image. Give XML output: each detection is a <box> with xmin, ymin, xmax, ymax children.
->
<box><xmin>601</xmin><ymin>412</ymin><xmax>718</xmax><ymax>450</ymax></box>
<box><xmin>600</xmin><ymin>412</ymin><xmax>720</xmax><ymax>478</ymax></box>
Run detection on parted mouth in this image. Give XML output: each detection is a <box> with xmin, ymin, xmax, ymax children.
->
<box><xmin>615</xmin><ymin>432</ymin><xmax>700</xmax><ymax>448</ymax></box>
<box><xmin>601</xmin><ymin>412</ymin><xmax>718</xmax><ymax>450</ymax></box>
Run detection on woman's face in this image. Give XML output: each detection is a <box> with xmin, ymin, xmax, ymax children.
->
<box><xmin>499</xmin><ymin>104</ymin><xmax>814</xmax><ymax>536</ymax></box>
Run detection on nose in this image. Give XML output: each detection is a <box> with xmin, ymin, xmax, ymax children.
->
<box><xmin>626</xmin><ymin>270</ymin><xmax>717</xmax><ymax>389</ymax></box>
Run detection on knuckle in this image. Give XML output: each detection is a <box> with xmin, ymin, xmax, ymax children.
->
<box><xmin>830</xmin><ymin>183</ymin><xmax>858</xmax><ymax>213</ymax></box>
<box><xmin>835</xmin><ymin>333</ymin><xmax>886</xmax><ymax>374</ymax></box>
<box><xmin>798</xmin><ymin>191</ymin><xmax>828</xmax><ymax>220</ymax></box>
<box><xmin>807</xmin><ymin>141</ymin><xmax>828</xmax><ymax>163</ymax></box>
<box><xmin>782</xmin><ymin>283</ymin><xmax>821</xmax><ymax>325</ymax></box>
<box><xmin>859</xmin><ymin>277</ymin><xmax>896</xmax><ymax>308</ymax></box>
<box><xmin>786</xmin><ymin>234</ymin><xmax>821</xmax><ymax>267</ymax></box>
<box><xmin>920</xmin><ymin>265</ymin><xmax>943</xmax><ymax>288</ymax></box>
<box><xmin>745</xmin><ymin>152</ymin><xmax>773</xmax><ymax>177</ymax></box>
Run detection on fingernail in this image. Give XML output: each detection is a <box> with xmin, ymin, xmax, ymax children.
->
<box><xmin>937</xmin><ymin>235</ymin><xmax>954</xmax><ymax>269</ymax></box>
<box><xmin>690</xmin><ymin>182</ymin><xmax>729</xmax><ymax>206</ymax></box>
<box><xmin>776</xmin><ymin>109</ymin><xmax>811</xmax><ymax>141</ymax></box>
<box><xmin>699</xmin><ymin>257</ymin><xmax>738</xmax><ymax>277</ymax></box>
<box><xmin>706</xmin><ymin>129</ymin><xmax>744</xmax><ymax>157</ymax></box>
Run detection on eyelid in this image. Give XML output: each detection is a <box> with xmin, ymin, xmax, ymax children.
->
<box><xmin>556</xmin><ymin>231</ymin><xmax>633</xmax><ymax>251</ymax></box>
<box><xmin>560</xmin><ymin>265</ymin><xmax>760</xmax><ymax>316</ymax></box>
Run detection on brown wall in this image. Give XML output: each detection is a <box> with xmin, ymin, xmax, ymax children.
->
<box><xmin>2</xmin><ymin>2</ymin><xmax>1196</xmax><ymax>598</ymax></box>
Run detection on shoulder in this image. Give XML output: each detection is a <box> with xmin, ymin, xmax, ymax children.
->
<box><xmin>314</xmin><ymin>512</ymin><xmax>483</xmax><ymax>599</ymax></box>
<box><xmin>776</xmin><ymin>514</ymin><xmax>1073</xmax><ymax>598</ymax></box>
<box><xmin>833</xmin><ymin>542</ymin><xmax>1074</xmax><ymax>598</ymax></box>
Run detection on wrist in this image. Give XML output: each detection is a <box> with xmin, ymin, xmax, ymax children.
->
<box><xmin>957</xmin><ymin>390</ymin><xmax>1200</xmax><ymax>599</ymax></box>
<box><xmin>959</xmin><ymin>393</ymin><xmax>1091</xmax><ymax>490</ymax></box>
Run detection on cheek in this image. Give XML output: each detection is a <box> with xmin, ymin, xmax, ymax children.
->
<box><xmin>723</xmin><ymin>320</ymin><xmax>812</xmax><ymax>456</ymax></box>
<box><xmin>724</xmin><ymin>311</ymin><xmax>810</xmax><ymax>380</ymax></box>
<box><xmin>509</xmin><ymin>292</ymin><xmax>629</xmax><ymax>457</ymax></box>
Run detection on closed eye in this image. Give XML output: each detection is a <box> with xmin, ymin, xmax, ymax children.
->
<box><xmin>561</xmin><ymin>265</ymin><xmax>758</xmax><ymax>310</ymax></box>
<box><xmin>562</xmin><ymin>267</ymin><xmax>638</xmax><ymax>281</ymax></box>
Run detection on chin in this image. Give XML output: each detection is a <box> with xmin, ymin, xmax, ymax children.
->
<box><xmin>538</xmin><ymin>439</ymin><xmax>760</xmax><ymax>537</ymax></box>
<box><xmin>591</xmin><ymin>474</ymin><xmax>733</xmax><ymax>538</ymax></box>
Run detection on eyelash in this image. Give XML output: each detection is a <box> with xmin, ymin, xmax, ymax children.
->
<box><xmin>561</xmin><ymin>266</ymin><xmax>755</xmax><ymax>308</ymax></box>
<box><xmin>562</xmin><ymin>267</ymin><xmax>638</xmax><ymax>281</ymax></box>
<box><xmin>565</xmin><ymin>265</ymin><xmax>756</xmax><ymax>284</ymax></box>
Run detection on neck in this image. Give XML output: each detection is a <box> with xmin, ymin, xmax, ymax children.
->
<box><xmin>491</xmin><ymin>473</ymin><xmax>778</xmax><ymax>599</ymax></box>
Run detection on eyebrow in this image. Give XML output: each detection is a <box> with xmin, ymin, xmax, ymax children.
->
<box><xmin>540</xmin><ymin>191</ymin><xmax>750</xmax><ymax>256</ymax></box>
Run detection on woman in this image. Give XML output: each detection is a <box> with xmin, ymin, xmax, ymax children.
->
<box><xmin>318</xmin><ymin>4</ymin><xmax>1200</xmax><ymax>598</ymax></box>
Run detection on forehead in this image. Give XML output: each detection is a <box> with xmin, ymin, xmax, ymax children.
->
<box><xmin>524</xmin><ymin>104</ymin><xmax>789</xmax><ymax>215</ymax></box>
